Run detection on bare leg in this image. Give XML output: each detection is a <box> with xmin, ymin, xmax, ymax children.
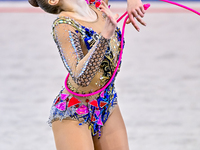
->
<box><xmin>93</xmin><ymin>105</ymin><xmax>129</xmax><ymax>150</ymax></box>
<box><xmin>52</xmin><ymin>119</ymin><xmax>94</xmax><ymax>150</ymax></box>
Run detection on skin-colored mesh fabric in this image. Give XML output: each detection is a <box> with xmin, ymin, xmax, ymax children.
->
<box><xmin>53</xmin><ymin>22</ymin><xmax>110</xmax><ymax>87</ymax></box>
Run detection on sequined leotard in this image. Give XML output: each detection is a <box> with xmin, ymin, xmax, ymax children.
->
<box><xmin>48</xmin><ymin>4</ymin><xmax>123</xmax><ymax>138</ymax></box>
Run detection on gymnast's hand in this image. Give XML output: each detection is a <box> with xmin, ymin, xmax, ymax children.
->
<box><xmin>99</xmin><ymin>1</ymin><xmax>119</xmax><ymax>39</ymax></box>
<box><xmin>126</xmin><ymin>0</ymin><xmax>146</xmax><ymax>32</ymax></box>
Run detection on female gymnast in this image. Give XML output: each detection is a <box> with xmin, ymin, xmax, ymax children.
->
<box><xmin>28</xmin><ymin>0</ymin><xmax>146</xmax><ymax>149</ymax></box>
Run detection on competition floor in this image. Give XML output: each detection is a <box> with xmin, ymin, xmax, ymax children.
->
<box><xmin>0</xmin><ymin>1</ymin><xmax>200</xmax><ymax>150</ymax></box>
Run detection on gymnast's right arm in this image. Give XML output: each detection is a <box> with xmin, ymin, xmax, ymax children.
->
<box><xmin>53</xmin><ymin>23</ymin><xmax>110</xmax><ymax>87</ymax></box>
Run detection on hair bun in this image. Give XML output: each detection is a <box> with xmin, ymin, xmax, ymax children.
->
<box><xmin>28</xmin><ymin>0</ymin><xmax>39</xmax><ymax>7</ymax></box>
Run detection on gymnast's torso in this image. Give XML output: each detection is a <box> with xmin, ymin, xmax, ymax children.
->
<box><xmin>52</xmin><ymin>4</ymin><xmax>122</xmax><ymax>102</ymax></box>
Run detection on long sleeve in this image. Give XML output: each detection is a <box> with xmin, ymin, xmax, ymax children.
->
<box><xmin>52</xmin><ymin>18</ymin><xmax>110</xmax><ymax>87</ymax></box>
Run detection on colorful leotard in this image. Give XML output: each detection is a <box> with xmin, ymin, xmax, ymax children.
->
<box><xmin>48</xmin><ymin>4</ymin><xmax>123</xmax><ymax>138</ymax></box>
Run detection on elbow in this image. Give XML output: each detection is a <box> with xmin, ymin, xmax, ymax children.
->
<box><xmin>73</xmin><ymin>70</ymin><xmax>95</xmax><ymax>87</ymax></box>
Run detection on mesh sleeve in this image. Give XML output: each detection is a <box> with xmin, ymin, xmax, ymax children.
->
<box><xmin>53</xmin><ymin>23</ymin><xmax>110</xmax><ymax>87</ymax></box>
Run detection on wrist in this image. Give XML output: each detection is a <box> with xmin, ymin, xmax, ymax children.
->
<box><xmin>99</xmin><ymin>34</ymin><xmax>111</xmax><ymax>43</ymax></box>
<box><xmin>101</xmin><ymin>32</ymin><xmax>111</xmax><ymax>40</ymax></box>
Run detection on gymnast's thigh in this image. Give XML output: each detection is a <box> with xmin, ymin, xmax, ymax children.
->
<box><xmin>52</xmin><ymin>119</ymin><xmax>94</xmax><ymax>150</ymax></box>
<box><xmin>92</xmin><ymin>105</ymin><xmax>129</xmax><ymax>150</ymax></box>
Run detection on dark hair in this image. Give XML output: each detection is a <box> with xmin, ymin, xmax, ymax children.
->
<box><xmin>28</xmin><ymin>0</ymin><xmax>63</xmax><ymax>14</ymax></box>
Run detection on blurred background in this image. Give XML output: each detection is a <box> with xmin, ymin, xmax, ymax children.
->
<box><xmin>0</xmin><ymin>0</ymin><xmax>200</xmax><ymax>150</ymax></box>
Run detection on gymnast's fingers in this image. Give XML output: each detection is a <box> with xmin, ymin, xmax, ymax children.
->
<box><xmin>127</xmin><ymin>11</ymin><xmax>140</xmax><ymax>31</ymax></box>
<box><xmin>135</xmin><ymin>7</ymin><xmax>144</xmax><ymax>18</ymax></box>
<box><xmin>114</xmin><ymin>14</ymin><xmax>119</xmax><ymax>21</ymax></box>
<box><xmin>136</xmin><ymin>16</ymin><xmax>146</xmax><ymax>26</ymax></box>
<box><xmin>101</xmin><ymin>1</ymin><xmax>108</xmax><ymax>8</ymax></box>
<box><xmin>140</xmin><ymin>5</ymin><xmax>145</xmax><ymax>14</ymax></box>
<box><xmin>126</xmin><ymin>18</ymin><xmax>131</xmax><ymax>24</ymax></box>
